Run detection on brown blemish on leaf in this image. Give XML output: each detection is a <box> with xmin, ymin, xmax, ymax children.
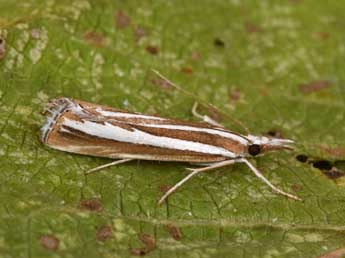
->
<box><xmin>181</xmin><ymin>67</ymin><xmax>193</xmax><ymax>74</ymax></box>
<box><xmin>245</xmin><ymin>22</ymin><xmax>263</xmax><ymax>33</ymax></box>
<box><xmin>166</xmin><ymin>224</ymin><xmax>182</xmax><ymax>240</ymax></box>
<box><xmin>79</xmin><ymin>198</ymin><xmax>103</xmax><ymax>212</ymax></box>
<box><xmin>145</xmin><ymin>45</ymin><xmax>159</xmax><ymax>55</ymax></box>
<box><xmin>84</xmin><ymin>31</ymin><xmax>104</xmax><ymax>47</ymax></box>
<box><xmin>129</xmin><ymin>233</ymin><xmax>156</xmax><ymax>256</ymax></box>
<box><xmin>318</xmin><ymin>144</ymin><xmax>345</xmax><ymax>159</ymax></box>
<box><xmin>317</xmin><ymin>248</ymin><xmax>345</xmax><ymax>258</ymax></box>
<box><xmin>115</xmin><ymin>10</ymin><xmax>131</xmax><ymax>29</ymax></box>
<box><xmin>213</xmin><ymin>38</ymin><xmax>225</xmax><ymax>47</ymax></box>
<box><xmin>96</xmin><ymin>225</ymin><xmax>113</xmax><ymax>242</ymax></box>
<box><xmin>151</xmin><ymin>78</ymin><xmax>173</xmax><ymax>90</ymax></box>
<box><xmin>0</xmin><ymin>38</ymin><xmax>6</xmax><ymax>60</ymax></box>
<box><xmin>133</xmin><ymin>26</ymin><xmax>148</xmax><ymax>42</ymax></box>
<box><xmin>299</xmin><ymin>80</ymin><xmax>332</xmax><ymax>94</ymax></box>
<box><xmin>39</xmin><ymin>234</ymin><xmax>59</xmax><ymax>251</ymax></box>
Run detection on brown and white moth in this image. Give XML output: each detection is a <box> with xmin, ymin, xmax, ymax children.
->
<box><xmin>41</xmin><ymin>97</ymin><xmax>301</xmax><ymax>204</ymax></box>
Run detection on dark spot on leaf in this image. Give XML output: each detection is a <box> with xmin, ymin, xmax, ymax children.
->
<box><xmin>311</xmin><ymin>159</ymin><xmax>345</xmax><ymax>179</ymax></box>
<box><xmin>39</xmin><ymin>234</ymin><xmax>59</xmax><ymax>251</ymax></box>
<box><xmin>245</xmin><ymin>22</ymin><xmax>262</xmax><ymax>33</ymax></box>
<box><xmin>96</xmin><ymin>225</ymin><xmax>113</xmax><ymax>242</ymax></box>
<box><xmin>229</xmin><ymin>88</ymin><xmax>241</xmax><ymax>104</ymax></box>
<box><xmin>145</xmin><ymin>45</ymin><xmax>159</xmax><ymax>55</ymax></box>
<box><xmin>318</xmin><ymin>144</ymin><xmax>345</xmax><ymax>159</ymax></box>
<box><xmin>181</xmin><ymin>67</ymin><xmax>193</xmax><ymax>74</ymax></box>
<box><xmin>312</xmin><ymin>160</ymin><xmax>333</xmax><ymax>171</ymax></box>
<box><xmin>323</xmin><ymin>167</ymin><xmax>345</xmax><ymax>180</ymax></box>
<box><xmin>296</xmin><ymin>154</ymin><xmax>308</xmax><ymax>163</ymax></box>
<box><xmin>299</xmin><ymin>80</ymin><xmax>332</xmax><ymax>94</ymax></box>
<box><xmin>213</xmin><ymin>38</ymin><xmax>225</xmax><ymax>47</ymax></box>
<box><xmin>79</xmin><ymin>198</ymin><xmax>103</xmax><ymax>212</ymax></box>
<box><xmin>84</xmin><ymin>31</ymin><xmax>104</xmax><ymax>47</ymax></box>
<box><xmin>166</xmin><ymin>224</ymin><xmax>182</xmax><ymax>240</ymax></box>
<box><xmin>266</xmin><ymin>130</ymin><xmax>283</xmax><ymax>138</ymax></box>
<box><xmin>0</xmin><ymin>38</ymin><xmax>6</xmax><ymax>60</ymax></box>
<box><xmin>129</xmin><ymin>233</ymin><xmax>156</xmax><ymax>256</ymax></box>
<box><xmin>133</xmin><ymin>26</ymin><xmax>148</xmax><ymax>41</ymax></box>
<box><xmin>151</xmin><ymin>79</ymin><xmax>173</xmax><ymax>90</ymax></box>
<box><xmin>115</xmin><ymin>10</ymin><xmax>131</xmax><ymax>29</ymax></box>
<box><xmin>299</xmin><ymin>154</ymin><xmax>345</xmax><ymax>180</ymax></box>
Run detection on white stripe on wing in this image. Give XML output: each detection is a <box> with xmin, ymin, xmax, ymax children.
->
<box><xmin>62</xmin><ymin>118</ymin><xmax>236</xmax><ymax>158</ymax></box>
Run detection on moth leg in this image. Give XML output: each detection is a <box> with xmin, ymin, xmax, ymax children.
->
<box><xmin>85</xmin><ymin>159</ymin><xmax>133</xmax><ymax>175</ymax></box>
<box><xmin>238</xmin><ymin>158</ymin><xmax>302</xmax><ymax>201</ymax></box>
<box><xmin>192</xmin><ymin>102</ymin><xmax>223</xmax><ymax>127</ymax></box>
<box><xmin>158</xmin><ymin>159</ymin><xmax>237</xmax><ymax>205</ymax></box>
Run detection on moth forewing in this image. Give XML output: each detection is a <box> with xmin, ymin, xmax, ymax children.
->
<box><xmin>41</xmin><ymin>97</ymin><xmax>247</xmax><ymax>162</ymax></box>
<box><xmin>41</xmin><ymin>97</ymin><xmax>301</xmax><ymax>203</ymax></box>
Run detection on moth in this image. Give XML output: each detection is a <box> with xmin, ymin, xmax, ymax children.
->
<box><xmin>41</xmin><ymin>97</ymin><xmax>301</xmax><ymax>204</ymax></box>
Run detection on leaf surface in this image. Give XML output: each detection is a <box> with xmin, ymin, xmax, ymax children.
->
<box><xmin>1</xmin><ymin>1</ymin><xmax>345</xmax><ymax>257</ymax></box>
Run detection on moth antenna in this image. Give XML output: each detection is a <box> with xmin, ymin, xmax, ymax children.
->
<box><xmin>150</xmin><ymin>69</ymin><xmax>249</xmax><ymax>134</ymax></box>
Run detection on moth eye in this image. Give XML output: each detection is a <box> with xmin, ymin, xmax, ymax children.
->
<box><xmin>248</xmin><ymin>144</ymin><xmax>261</xmax><ymax>156</ymax></box>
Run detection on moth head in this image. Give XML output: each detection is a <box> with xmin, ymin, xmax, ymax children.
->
<box><xmin>246</xmin><ymin>135</ymin><xmax>294</xmax><ymax>157</ymax></box>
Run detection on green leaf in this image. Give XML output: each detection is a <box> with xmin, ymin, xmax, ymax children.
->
<box><xmin>1</xmin><ymin>1</ymin><xmax>345</xmax><ymax>257</ymax></box>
